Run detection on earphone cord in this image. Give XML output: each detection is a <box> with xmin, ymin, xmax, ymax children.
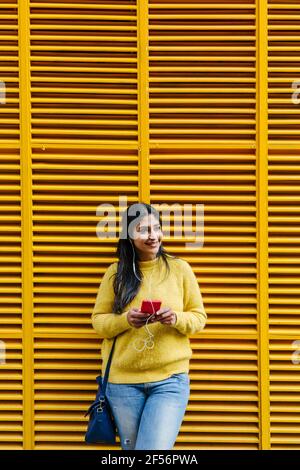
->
<box><xmin>133</xmin><ymin>308</ymin><xmax>155</xmax><ymax>352</ymax></box>
<box><xmin>133</xmin><ymin>267</ymin><xmax>156</xmax><ymax>353</ymax></box>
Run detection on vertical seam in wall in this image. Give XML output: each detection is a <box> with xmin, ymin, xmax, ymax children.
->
<box><xmin>137</xmin><ymin>0</ymin><xmax>150</xmax><ymax>204</ymax></box>
<box><xmin>256</xmin><ymin>0</ymin><xmax>270</xmax><ymax>450</ymax></box>
<box><xmin>18</xmin><ymin>0</ymin><xmax>34</xmax><ymax>450</ymax></box>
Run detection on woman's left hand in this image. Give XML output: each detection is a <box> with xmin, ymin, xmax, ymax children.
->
<box><xmin>150</xmin><ymin>307</ymin><xmax>177</xmax><ymax>326</ymax></box>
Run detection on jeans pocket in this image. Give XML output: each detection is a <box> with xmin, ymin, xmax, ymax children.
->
<box><xmin>171</xmin><ymin>373</ymin><xmax>190</xmax><ymax>384</ymax></box>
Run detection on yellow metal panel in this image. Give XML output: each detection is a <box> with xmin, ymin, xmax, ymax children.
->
<box><xmin>29</xmin><ymin>0</ymin><xmax>138</xmax><ymax>146</ymax></box>
<box><xmin>0</xmin><ymin>0</ymin><xmax>23</xmax><ymax>451</ymax></box>
<box><xmin>28</xmin><ymin>0</ymin><xmax>139</xmax><ymax>450</ymax></box>
<box><xmin>148</xmin><ymin>0</ymin><xmax>256</xmax><ymax>146</ymax></box>
<box><xmin>268</xmin><ymin>0</ymin><xmax>300</xmax><ymax>449</ymax></box>
<box><xmin>31</xmin><ymin>145</ymin><xmax>139</xmax><ymax>449</ymax></box>
<box><xmin>149</xmin><ymin>0</ymin><xmax>258</xmax><ymax>449</ymax></box>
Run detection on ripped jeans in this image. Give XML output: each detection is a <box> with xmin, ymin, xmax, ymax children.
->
<box><xmin>105</xmin><ymin>373</ymin><xmax>190</xmax><ymax>450</ymax></box>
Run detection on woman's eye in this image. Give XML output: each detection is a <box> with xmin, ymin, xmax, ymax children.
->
<box><xmin>139</xmin><ymin>226</ymin><xmax>161</xmax><ymax>234</ymax></box>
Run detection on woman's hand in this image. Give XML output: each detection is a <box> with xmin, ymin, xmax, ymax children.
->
<box><xmin>150</xmin><ymin>307</ymin><xmax>177</xmax><ymax>326</ymax></box>
<box><xmin>127</xmin><ymin>308</ymin><xmax>151</xmax><ymax>329</ymax></box>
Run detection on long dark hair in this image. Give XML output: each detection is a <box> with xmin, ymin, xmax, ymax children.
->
<box><xmin>111</xmin><ymin>202</ymin><xmax>176</xmax><ymax>314</ymax></box>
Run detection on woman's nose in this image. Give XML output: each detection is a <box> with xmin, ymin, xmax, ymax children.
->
<box><xmin>148</xmin><ymin>229</ymin><xmax>157</xmax><ymax>240</ymax></box>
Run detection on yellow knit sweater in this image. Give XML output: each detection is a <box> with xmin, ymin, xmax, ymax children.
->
<box><xmin>91</xmin><ymin>255</ymin><xmax>207</xmax><ymax>383</ymax></box>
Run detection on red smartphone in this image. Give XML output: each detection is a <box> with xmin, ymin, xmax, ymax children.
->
<box><xmin>140</xmin><ymin>300</ymin><xmax>161</xmax><ymax>314</ymax></box>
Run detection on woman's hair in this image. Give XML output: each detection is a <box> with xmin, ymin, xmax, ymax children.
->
<box><xmin>110</xmin><ymin>202</ymin><xmax>176</xmax><ymax>314</ymax></box>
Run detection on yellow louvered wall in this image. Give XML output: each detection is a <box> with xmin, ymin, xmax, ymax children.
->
<box><xmin>0</xmin><ymin>0</ymin><xmax>298</xmax><ymax>450</ymax></box>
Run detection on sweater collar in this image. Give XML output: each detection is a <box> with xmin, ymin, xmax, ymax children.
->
<box><xmin>138</xmin><ymin>256</ymin><xmax>160</xmax><ymax>271</ymax></box>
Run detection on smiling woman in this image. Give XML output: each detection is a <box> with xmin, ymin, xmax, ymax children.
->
<box><xmin>112</xmin><ymin>203</ymin><xmax>174</xmax><ymax>314</ymax></box>
<box><xmin>91</xmin><ymin>202</ymin><xmax>207</xmax><ymax>450</ymax></box>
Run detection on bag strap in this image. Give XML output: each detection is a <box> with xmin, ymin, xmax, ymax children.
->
<box><xmin>101</xmin><ymin>336</ymin><xmax>117</xmax><ymax>396</ymax></box>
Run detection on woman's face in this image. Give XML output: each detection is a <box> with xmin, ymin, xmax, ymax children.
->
<box><xmin>131</xmin><ymin>214</ymin><xmax>163</xmax><ymax>261</ymax></box>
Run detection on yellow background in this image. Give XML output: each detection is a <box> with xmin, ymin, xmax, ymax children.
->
<box><xmin>0</xmin><ymin>0</ymin><xmax>300</xmax><ymax>450</ymax></box>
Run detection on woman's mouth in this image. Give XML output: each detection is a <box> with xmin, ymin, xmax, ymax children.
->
<box><xmin>145</xmin><ymin>242</ymin><xmax>158</xmax><ymax>247</ymax></box>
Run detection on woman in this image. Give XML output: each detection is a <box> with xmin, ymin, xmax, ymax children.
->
<box><xmin>91</xmin><ymin>202</ymin><xmax>207</xmax><ymax>450</ymax></box>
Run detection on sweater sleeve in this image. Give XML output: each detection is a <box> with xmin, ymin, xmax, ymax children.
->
<box><xmin>173</xmin><ymin>261</ymin><xmax>207</xmax><ymax>335</ymax></box>
<box><xmin>91</xmin><ymin>263</ymin><xmax>132</xmax><ymax>339</ymax></box>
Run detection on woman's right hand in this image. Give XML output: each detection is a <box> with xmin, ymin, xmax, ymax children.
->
<box><xmin>127</xmin><ymin>307</ymin><xmax>150</xmax><ymax>329</ymax></box>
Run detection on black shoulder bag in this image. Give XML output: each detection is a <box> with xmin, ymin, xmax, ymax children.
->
<box><xmin>84</xmin><ymin>337</ymin><xmax>117</xmax><ymax>444</ymax></box>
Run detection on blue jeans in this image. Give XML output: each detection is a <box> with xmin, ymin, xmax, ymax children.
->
<box><xmin>105</xmin><ymin>373</ymin><xmax>190</xmax><ymax>450</ymax></box>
